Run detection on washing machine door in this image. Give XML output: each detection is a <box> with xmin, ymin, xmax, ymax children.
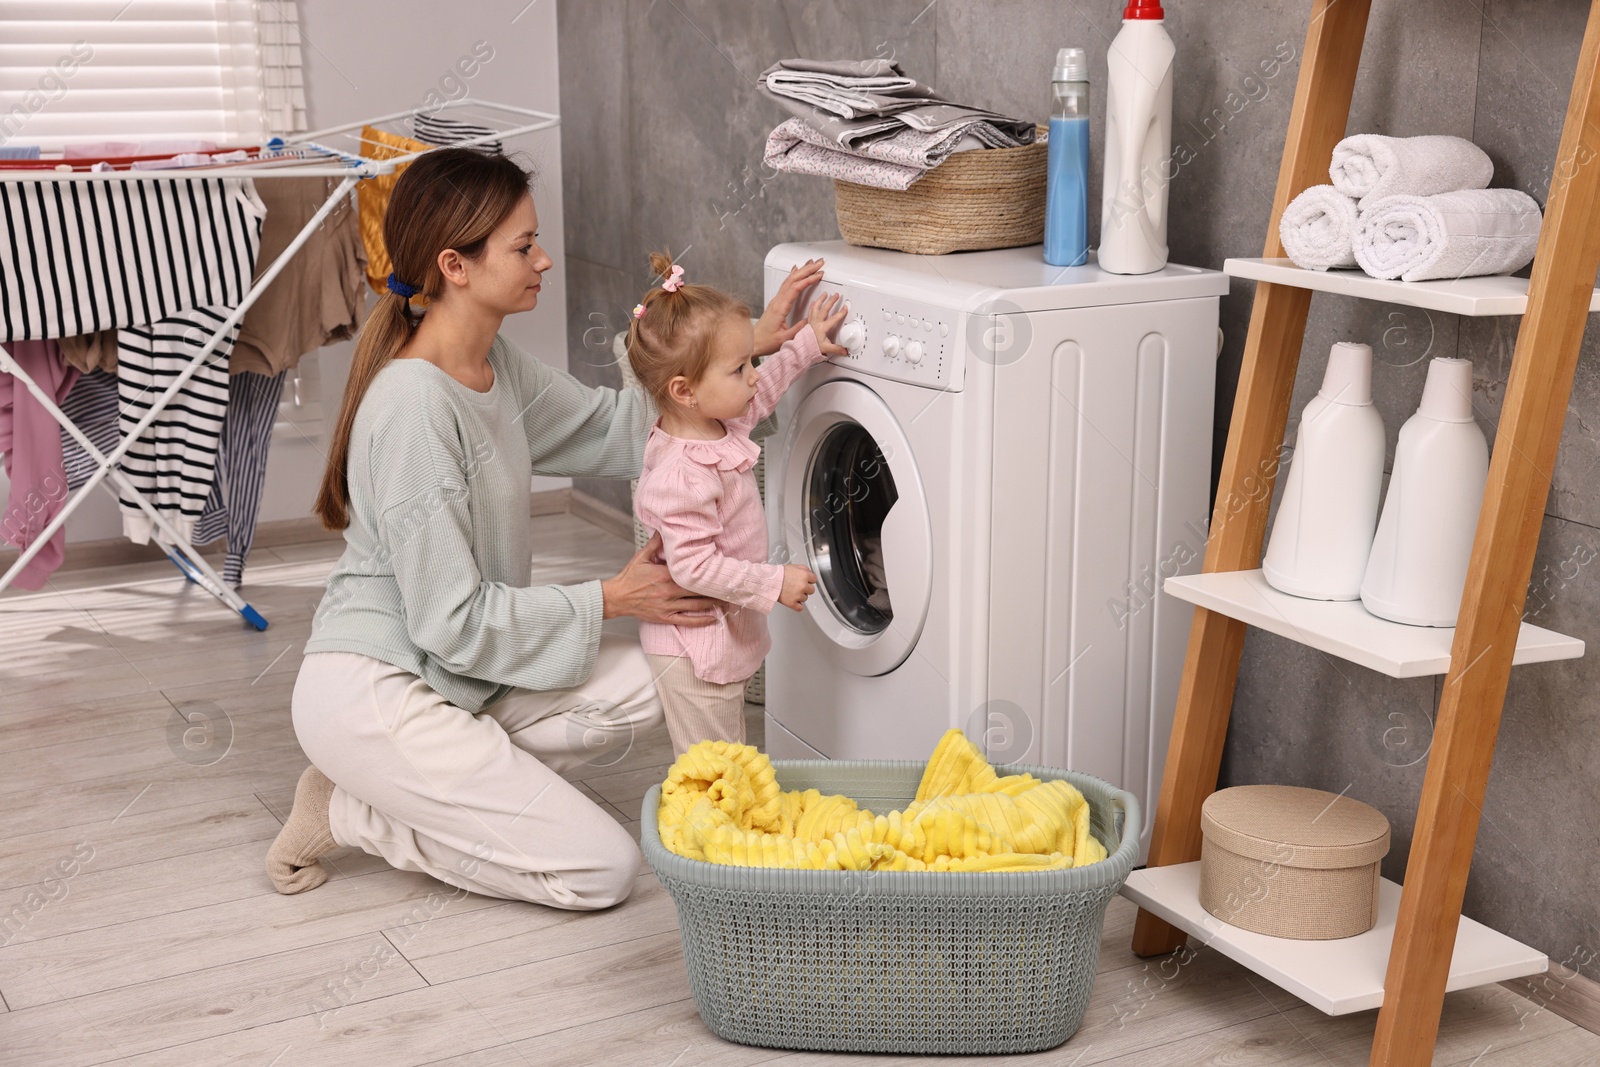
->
<box><xmin>779</xmin><ymin>380</ymin><xmax>932</xmax><ymax>677</ymax></box>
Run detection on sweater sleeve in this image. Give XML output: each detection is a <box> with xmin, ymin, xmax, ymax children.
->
<box><xmin>369</xmin><ymin>395</ymin><xmax>604</xmax><ymax>691</ymax></box>
<box><xmin>638</xmin><ymin>460</ymin><xmax>784</xmax><ymax>611</ymax></box>
<box><xmin>499</xmin><ymin>337</ymin><xmax>657</xmax><ymax>478</ymax></box>
<box><xmin>726</xmin><ymin>323</ymin><xmax>826</xmax><ymax>435</ymax></box>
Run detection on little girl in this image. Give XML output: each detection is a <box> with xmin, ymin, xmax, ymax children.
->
<box><xmin>627</xmin><ymin>251</ymin><xmax>848</xmax><ymax>756</ymax></box>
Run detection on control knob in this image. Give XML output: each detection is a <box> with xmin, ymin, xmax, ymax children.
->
<box><xmin>837</xmin><ymin>318</ymin><xmax>866</xmax><ymax>354</ymax></box>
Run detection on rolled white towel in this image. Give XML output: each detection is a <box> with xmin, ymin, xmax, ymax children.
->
<box><xmin>1353</xmin><ymin>188</ymin><xmax>1542</xmax><ymax>282</ymax></box>
<box><xmin>1331</xmin><ymin>134</ymin><xmax>1494</xmax><ymax>206</ymax></box>
<box><xmin>1279</xmin><ymin>185</ymin><xmax>1360</xmax><ymax>271</ymax></box>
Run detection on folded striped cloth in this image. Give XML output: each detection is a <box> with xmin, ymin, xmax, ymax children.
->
<box><xmin>760</xmin><ymin>58</ymin><xmax>1034</xmax><ymax>191</ymax></box>
<box><xmin>411</xmin><ymin>112</ymin><xmax>503</xmax><ymax>154</ymax></box>
<box><xmin>763</xmin><ymin>117</ymin><xmax>994</xmax><ymax>190</ymax></box>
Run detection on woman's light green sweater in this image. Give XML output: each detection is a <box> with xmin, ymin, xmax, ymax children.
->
<box><xmin>304</xmin><ymin>334</ymin><xmax>655</xmax><ymax>712</ymax></box>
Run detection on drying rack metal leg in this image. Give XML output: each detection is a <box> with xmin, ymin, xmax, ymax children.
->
<box><xmin>1</xmin><ymin>174</ymin><xmax>356</xmax><ymax>623</ymax></box>
<box><xmin>1</xmin><ymin>350</ymin><xmax>268</xmax><ymax>630</ymax></box>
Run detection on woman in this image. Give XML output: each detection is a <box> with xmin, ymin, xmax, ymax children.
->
<box><xmin>267</xmin><ymin>148</ymin><xmax>816</xmax><ymax>910</ymax></box>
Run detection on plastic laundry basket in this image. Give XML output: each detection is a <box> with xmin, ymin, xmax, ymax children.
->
<box><xmin>640</xmin><ymin>758</ymin><xmax>1140</xmax><ymax>1055</ymax></box>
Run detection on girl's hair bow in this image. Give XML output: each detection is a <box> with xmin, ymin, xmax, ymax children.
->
<box><xmin>661</xmin><ymin>264</ymin><xmax>686</xmax><ymax>292</ymax></box>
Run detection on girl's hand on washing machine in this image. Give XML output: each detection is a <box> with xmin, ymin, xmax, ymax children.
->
<box><xmin>753</xmin><ymin>258</ymin><xmax>826</xmax><ymax>356</ymax></box>
<box><xmin>778</xmin><ymin>564</ymin><xmax>817</xmax><ymax>612</ymax></box>
<box><xmin>807</xmin><ymin>292</ymin><xmax>850</xmax><ymax>356</ymax></box>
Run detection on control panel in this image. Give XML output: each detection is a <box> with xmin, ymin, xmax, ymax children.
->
<box><xmin>792</xmin><ymin>281</ymin><xmax>962</xmax><ymax>391</ymax></box>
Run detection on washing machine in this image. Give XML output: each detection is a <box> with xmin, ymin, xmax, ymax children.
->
<box><xmin>761</xmin><ymin>240</ymin><xmax>1228</xmax><ymax>856</ymax></box>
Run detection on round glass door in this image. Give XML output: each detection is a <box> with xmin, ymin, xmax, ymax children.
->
<box><xmin>780</xmin><ymin>380</ymin><xmax>932</xmax><ymax>677</ymax></box>
<box><xmin>806</xmin><ymin>420</ymin><xmax>897</xmax><ymax>635</ymax></box>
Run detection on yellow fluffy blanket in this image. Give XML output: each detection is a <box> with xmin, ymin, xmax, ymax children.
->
<box><xmin>656</xmin><ymin>729</ymin><xmax>1108</xmax><ymax>872</ymax></box>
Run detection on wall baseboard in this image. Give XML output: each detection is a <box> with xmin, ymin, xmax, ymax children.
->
<box><xmin>1503</xmin><ymin>966</ymin><xmax>1600</xmax><ymax>1038</ymax></box>
<box><xmin>1</xmin><ymin>487</ymin><xmax>628</xmax><ymax>578</ymax></box>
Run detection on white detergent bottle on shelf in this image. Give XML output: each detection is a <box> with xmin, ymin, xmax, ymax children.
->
<box><xmin>1360</xmin><ymin>357</ymin><xmax>1490</xmax><ymax>627</ymax></box>
<box><xmin>1262</xmin><ymin>342</ymin><xmax>1387</xmax><ymax>601</ymax></box>
<box><xmin>1099</xmin><ymin>0</ymin><xmax>1174</xmax><ymax>275</ymax></box>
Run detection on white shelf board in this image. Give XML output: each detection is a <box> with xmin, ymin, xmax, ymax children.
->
<box><xmin>1121</xmin><ymin>862</ymin><xmax>1547</xmax><ymax>1016</ymax></box>
<box><xmin>1223</xmin><ymin>257</ymin><xmax>1600</xmax><ymax>317</ymax></box>
<box><xmin>1163</xmin><ymin>569</ymin><xmax>1584</xmax><ymax>678</ymax></box>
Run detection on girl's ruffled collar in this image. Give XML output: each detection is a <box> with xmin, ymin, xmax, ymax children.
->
<box><xmin>652</xmin><ymin>424</ymin><xmax>761</xmax><ymax>472</ymax></box>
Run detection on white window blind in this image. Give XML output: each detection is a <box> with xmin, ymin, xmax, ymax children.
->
<box><xmin>0</xmin><ymin>0</ymin><xmax>306</xmax><ymax>151</ymax></box>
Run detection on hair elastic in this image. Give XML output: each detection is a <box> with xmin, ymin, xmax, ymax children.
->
<box><xmin>387</xmin><ymin>273</ymin><xmax>421</xmax><ymax>298</ymax></box>
<box><xmin>632</xmin><ymin>303</ymin><xmax>647</xmax><ymax>319</ymax></box>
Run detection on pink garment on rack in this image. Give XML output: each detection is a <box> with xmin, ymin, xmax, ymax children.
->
<box><xmin>0</xmin><ymin>340</ymin><xmax>80</xmax><ymax>589</ymax></box>
<box><xmin>62</xmin><ymin>139</ymin><xmax>217</xmax><ymax>160</ymax></box>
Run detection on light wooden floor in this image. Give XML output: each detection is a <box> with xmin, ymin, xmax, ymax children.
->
<box><xmin>1</xmin><ymin>512</ymin><xmax>1594</xmax><ymax>1066</ymax></box>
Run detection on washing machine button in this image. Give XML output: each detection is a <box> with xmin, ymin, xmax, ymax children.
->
<box><xmin>837</xmin><ymin>318</ymin><xmax>867</xmax><ymax>354</ymax></box>
<box><xmin>939</xmin><ymin>322</ymin><xmax>949</xmax><ymax>337</ymax></box>
<box><xmin>905</xmin><ymin>340</ymin><xmax>925</xmax><ymax>365</ymax></box>
<box><xmin>881</xmin><ymin>335</ymin><xmax>901</xmax><ymax>358</ymax></box>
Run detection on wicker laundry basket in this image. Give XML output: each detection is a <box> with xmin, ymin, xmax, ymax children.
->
<box><xmin>613</xmin><ymin>330</ymin><xmax>772</xmax><ymax>704</ymax></box>
<box><xmin>833</xmin><ymin>125</ymin><xmax>1048</xmax><ymax>255</ymax></box>
<box><xmin>641</xmin><ymin>758</ymin><xmax>1140</xmax><ymax>1055</ymax></box>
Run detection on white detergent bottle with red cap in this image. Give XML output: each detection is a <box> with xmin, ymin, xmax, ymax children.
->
<box><xmin>1099</xmin><ymin>0</ymin><xmax>1174</xmax><ymax>275</ymax></box>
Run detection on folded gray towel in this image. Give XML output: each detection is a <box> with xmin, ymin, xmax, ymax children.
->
<box><xmin>765</xmin><ymin>118</ymin><xmax>995</xmax><ymax>190</ymax></box>
<box><xmin>760</xmin><ymin>58</ymin><xmax>1035</xmax><ymax>150</ymax></box>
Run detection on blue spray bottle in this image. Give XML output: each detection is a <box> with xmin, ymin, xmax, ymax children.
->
<box><xmin>1044</xmin><ymin>47</ymin><xmax>1090</xmax><ymax>267</ymax></box>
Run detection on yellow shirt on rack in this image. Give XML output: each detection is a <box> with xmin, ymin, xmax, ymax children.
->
<box><xmin>356</xmin><ymin>126</ymin><xmax>433</xmax><ymax>295</ymax></box>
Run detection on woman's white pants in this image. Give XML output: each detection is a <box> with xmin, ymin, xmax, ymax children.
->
<box><xmin>291</xmin><ymin>634</ymin><xmax>663</xmax><ymax>911</ymax></box>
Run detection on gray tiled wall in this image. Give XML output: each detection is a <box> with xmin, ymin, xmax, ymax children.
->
<box><xmin>558</xmin><ymin>0</ymin><xmax>1600</xmax><ymax>962</ymax></box>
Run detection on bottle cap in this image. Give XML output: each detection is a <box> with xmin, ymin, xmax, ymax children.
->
<box><xmin>1417</xmin><ymin>357</ymin><xmax>1476</xmax><ymax>423</ymax></box>
<box><xmin>1053</xmin><ymin>47</ymin><xmax>1088</xmax><ymax>82</ymax></box>
<box><xmin>1319</xmin><ymin>342</ymin><xmax>1373</xmax><ymax>406</ymax></box>
<box><xmin>1123</xmin><ymin>0</ymin><xmax>1165</xmax><ymax>18</ymax></box>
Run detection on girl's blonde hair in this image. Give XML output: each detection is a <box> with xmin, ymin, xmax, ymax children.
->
<box><xmin>625</xmin><ymin>250</ymin><xmax>750</xmax><ymax>406</ymax></box>
<box><xmin>314</xmin><ymin>148</ymin><xmax>533</xmax><ymax>530</ymax></box>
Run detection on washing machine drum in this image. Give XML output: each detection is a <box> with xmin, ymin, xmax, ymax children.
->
<box><xmin>781</xmin><ymin>380</ymin><xmax>933</xmax><ymax>677</ymax></box>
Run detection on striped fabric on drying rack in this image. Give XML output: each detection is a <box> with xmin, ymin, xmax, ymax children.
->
<box><xmin>192</xmin><ymin>369</ymin><xmax>287</xmax><ymax>587</ymax></box>
<box><xmin>0</xmin><ymin>177</ymin><xmax>265</xmax><ymax>343</ymax></box>
<box><xmin>116</xmin><ymin>306</ymin><xmax>238</xmax><ymax>545</ymax></box>
<box><xmin>411</xmin><ymin>113</ymin><xmax>504</xmax><ymax>153</ymax></box>
<box><xmin>0</xmin><ymin>176</ymin><xmax>264</xmax><ymax>545</ymax></box>
<box><xmin>59</xmin><ymin>369</ymin><xmax>120</xmax><ymax>490</ymax></box>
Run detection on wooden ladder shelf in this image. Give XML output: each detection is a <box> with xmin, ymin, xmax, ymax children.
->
<box><xmin>1127</xmin><ymin>1</ymin><xmax>1600</xmax><ymax>1063</ymax></box>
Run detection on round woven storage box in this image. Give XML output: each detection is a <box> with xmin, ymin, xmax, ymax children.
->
<box><xmin>832</xmin><ymin>125</ymin><xmax>1047</xmax><ymax>255</ymax></box>
<box><xmin>1199</xmin><ymin>784</ymin><xmax>1390</xmax><ymax>940</ymax></box>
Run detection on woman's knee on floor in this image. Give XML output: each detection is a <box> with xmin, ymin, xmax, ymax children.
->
<box><xmin>544</xmin><ymin>809</ymin><xmax>642</xmax><ymax>910</ymax></box>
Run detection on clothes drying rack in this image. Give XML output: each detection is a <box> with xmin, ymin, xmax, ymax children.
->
<box><xmin>0</xmin><ymin>99</ymin><xmax>559</xmax><ymax>629</ymax></box>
